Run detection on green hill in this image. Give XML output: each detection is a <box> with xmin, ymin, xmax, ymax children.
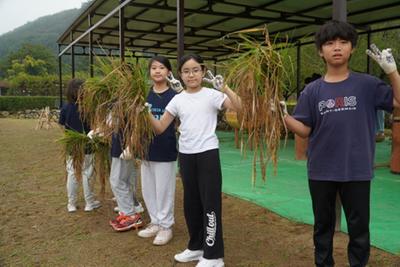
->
<box><xmin>0</xmin><ymin>5</ymin><xmax>87</xmax><ymax>61</ymax></box>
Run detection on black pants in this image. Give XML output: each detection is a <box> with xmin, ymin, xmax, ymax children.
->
<box><xmin>179</xmin><ymin>149</ymin><xmax>224</xmax><ymax>259</ymax></box>
<box><xmin>308</xmin><ymin>180</ymin><xmax>370</xmax><ymax>267</ymax></box>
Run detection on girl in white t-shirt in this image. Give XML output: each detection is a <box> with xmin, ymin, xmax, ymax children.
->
<box><xmin>148</xmin><ymin>54</ymin><xmax>241</xmax><ymax>267</ymax></box>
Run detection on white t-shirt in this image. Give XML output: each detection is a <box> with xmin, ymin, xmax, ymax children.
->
<box><xmin>166</xmin><ymin>87</ymin><xmax>227</xmax><ymax>154</ymax></box>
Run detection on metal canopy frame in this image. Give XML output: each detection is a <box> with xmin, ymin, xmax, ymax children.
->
<box><xmin>56</xmin><ymin>0</ymin><xmax>400</xmax><ymax>106</ymax></box>
<box><xmin>58</xmin><ymin>0</ymin><xmax>400</xmax><ymax>59</ymax></box>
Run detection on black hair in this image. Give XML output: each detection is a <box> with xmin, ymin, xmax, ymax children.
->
<box><xmin>178</xmin><ymin>54</ymin><xmax>205</xmax><ymax>72</ymax></box>
<box><xmin>315</xmin><ymin>20</ymin><xmax>358</xmax><ymax>51</ymax></box>
<box><xmin>66</xmin><ymin>79</ymin><xmax>84</xmax><ymax>103</ymax></box>
<box><xmin>148</xmin><ymin>55</ymin><xmax>172</xmax><ymax>71</ymax></box>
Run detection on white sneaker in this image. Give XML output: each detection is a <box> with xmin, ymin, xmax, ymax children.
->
<box><xmin>196</xmin><ymin>257</ymin><xmax>224</xmax><ymax>267</ymax></box>
<box><xmin>174</xmin><ymin>249</ymin><xmax>203</xmax><ymax>263</ymax></box>
<box><xmin>67</xmin><ymin>203</ymin><xmax>77</xmax><ymax>212</ymax></box>
<box><xmin>135</xmin><ymin>202</ymin><xmax>144</xmax><ymax>213</ymax></box>
<box><xmin>138</xmin><ymin>224</ymin><xmax>160</xmax><ymax>238</ymax></box>
<box><xmin>84</xmin><ymin>200</ymin><xmax>101</xmax><ymax>212</ymax></box>
<box><xmin>153</xmin><ymin>227</ymin><xmax>173</xmax><ymax>245</ymax></box>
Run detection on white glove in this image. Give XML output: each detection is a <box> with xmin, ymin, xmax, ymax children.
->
<box><xmin>270</xmin><ymin>101</ymin><xmax>288</xmax><ymax>116</ymax></box>
<box><xmin>366</xmin><ymin>44</ymin><xmax>397</xmax><ymax>74</ymax></box>
<box><xmin>120</xmin><ymin>147</ymin><xmax>132</xmax><ymax>160</ymax></box>
<box><xmin>280</xmin><ymin>101</ymin><xmax>288</xmax><ymax>116</ymax></box>
<box><xmin>87</xmin><ymin>130</ymin><xmax>95</xmax><ymax>139</ymax></box>
<box><xmin>106</xmin><ymin>112</ymin><xmax>113</xmax><ymax>127</ymax></box>
<box><xmin>87</xmin><ymin>128</ymin><xmax>103</xmax><ymax>139</ymax></box>
<box><xmin>270</xmin><ymin>101</ymin><xmax>277</xmax><ymax>112</ymax></box>
<box><xmin>203</xmin><ymin>70</ymin><xmax>224</xmax><ymax>91</ymax></box>
<box><xmin>166</xmin><ymin>73</ymin><xmax>183</xmax><ymax>93</ymax></box>
<box><xmin>144</xmin><ymin>102</ymin><xmax>152</xmax><ymax>113</ymax></box>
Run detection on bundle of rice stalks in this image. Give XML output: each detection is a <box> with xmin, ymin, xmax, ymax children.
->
<box><xmin>57</xmin><ymin>130</ymin><xmax>110</xmax><ymax>195</ymax></box>
<box><xmin>78</xmin><ymin>59</ymin><xmax>121</xmax><ymax>139</ymax></box>
<box><xmin>79</xmin><ymin>56</ymin><xmax>153</xmax><ymax>160</ymax></box>
<box><xmin>91</xmin><ymin>134</ymin><xmax>110</xmax><ymax>196</ymax></box>
<box><xmin>223</xmin><ymin>27</ymin><xmax>292</xmax><ymax>185</ymax></box>
<box><xmin>120</xmin><ymin>61</ymin><xmax>153</xmax><ymax>159</ymax></box>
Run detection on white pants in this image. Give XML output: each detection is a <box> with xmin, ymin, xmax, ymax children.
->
<box><xmin>141</xmin><ymin>161</ymin><xmax>176</xmax><ymax>228</ymax></box>
<box><xmin>66</xmin><ymin>154</ymin><xmax>95</xmax><ymax>206</ymax></box>
<box><xmin>109</xmin><ymin>157</ymin><xmax>139</xmax><ymax>216</ymax></box>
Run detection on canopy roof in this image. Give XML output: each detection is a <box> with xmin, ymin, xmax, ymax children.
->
<box><xmin>57</xmin><ymin>0</ymin><xmax>400</xmax><ymax>59</ymax></box>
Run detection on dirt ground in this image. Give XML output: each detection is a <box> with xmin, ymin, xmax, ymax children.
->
<box><xmin>0</xmin><ymin>118</ymin><xmax>399</xmax><ymax>266</ymax></box>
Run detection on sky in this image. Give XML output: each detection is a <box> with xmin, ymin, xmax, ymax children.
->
<box><xmin>0</xmin><ymin>0</ymin><xmax>89</xmax><ymax>35</ymax></box>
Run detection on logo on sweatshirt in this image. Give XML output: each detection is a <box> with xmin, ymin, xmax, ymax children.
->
<box><xmin>206</xmin><ymin>212</ymin><xmax>217</xmax><ymax>246</ymax></box>
<box><xmin>318</xmin><ymin>96</ymin><xmax>357</xmax><ymax>115</ymax></box>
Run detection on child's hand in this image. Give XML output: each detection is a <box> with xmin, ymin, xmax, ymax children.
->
<box><xmin>166</xmin><ymin>73</ymin><xmax>183</xmax><ymax>93</ymax></box>
<box><xmin>119</xmin><ymin>147</ymin><xmax>132</xmax><ymax>160</ymax></box>
<box><xmin>203</xmin><ymin>70</ymin><xmax>225</xmax><ymax>91</ymax></box>
<box><xmin>136</xmin><ymin>102</ymin><xmax>152</xmax><ymax>114</ymax></box>
<box><xmin>366</xmin><ymin>44</ymin><xmax>397</xmax><ymax>74</ymax></box>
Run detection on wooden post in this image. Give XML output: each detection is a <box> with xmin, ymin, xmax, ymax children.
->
<box><xmin>391</xmin><ymin>108</ymin><xmax>400</xmax><ymax>173</ymax></box>
<box><xmin>335</xmin><ymin>193</ymin><xmax>342</xmax><ymax>231</ymax></box>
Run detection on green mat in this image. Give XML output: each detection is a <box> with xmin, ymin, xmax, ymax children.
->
<box><xmin>217</xmin><ymin>131</ymin><xmax>400</xmax><ymax>254</ymax></box>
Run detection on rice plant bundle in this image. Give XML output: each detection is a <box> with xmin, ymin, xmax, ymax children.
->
<box><xmin>78</xmin><ymin>59</ymin><xmax>121</xmax><ymax>139</ymax></box>
<box><xmin>57</xmin><ymin>129</ymin><xmax>88</xmax><ymax>181</ymax></box>
<box><xmin>120</xmin><ymin>61</ymin><xmax>153</xmax><ymax>159</ymax></box>
<box><xmin>57</xmin><ymin>129</ymin><xmax>110</xmax><ymax>194</ymax></box>
<box><xmin>79</xmin><ymin>57</ymin><xmax>153</xmax><ymax>160</ymax></box>
<box><xmin>97</xmin><ymin>60</ymin><xmax>153</xmax><ymax>159</ymax></box>
<box><xmin>223</xmin><ymin>27</ymin><xmax>291</xmax><ymax>185</ymax></box>
<box><xmin>90</xmin><ymin>134</ymin><xmax>110</xmax><ymax>196</ymax></box>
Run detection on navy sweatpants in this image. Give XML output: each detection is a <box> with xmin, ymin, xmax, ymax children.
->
<box><xmin>179</xmin><ymin>149</ymin><xmax>224</xmax><ymax>259</ymax></box>
<box><xmin>308</xmin><ymin>180</ymin><xmax>370</xmax><ymax>267</ymax></box>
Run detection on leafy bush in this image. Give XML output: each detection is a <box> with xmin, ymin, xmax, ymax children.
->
<box><xmin>7</xmin><ymin>74</ymin><xmax>60</xmax><ymax>96</ymax></box>
<box><xmin>0</xmin><ymin>96</ymin><xmax>62</xmax><ymax>111</ymax></box>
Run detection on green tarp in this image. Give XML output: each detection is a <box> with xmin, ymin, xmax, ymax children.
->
<box><xmin>218</xmin><ymin>131</ymin><xmax>400</xmax><ymax>254</ymax></box>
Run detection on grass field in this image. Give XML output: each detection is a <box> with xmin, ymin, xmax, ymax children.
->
<box><xmin>0</xmin><ymin>118</ymin><xmax>399</xmax><ymax>266</ymax></box>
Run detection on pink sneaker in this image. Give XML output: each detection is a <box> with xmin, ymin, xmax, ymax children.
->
<box><xmin>112</xmin><ymin>213</ymin><xmax>144</xmax><ymax>232</ymax></box>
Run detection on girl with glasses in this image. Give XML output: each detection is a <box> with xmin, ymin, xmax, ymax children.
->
<box><xmin>148</xmin><ymin>54</ymin><xmax>241</xmax><ymax>267</ymax></box>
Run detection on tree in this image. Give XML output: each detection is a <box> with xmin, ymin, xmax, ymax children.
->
<box><xmin>1</xmin><ymin>44</ymin><xmax>57</xmax><ymax>76</ymax></box>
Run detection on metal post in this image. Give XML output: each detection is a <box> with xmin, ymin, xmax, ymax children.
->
<box><xmin>119</xmin><ymin>0</ymin><xmax>125</xmax><ymax>62</ymax></box>
<box><xmin>70</xmin><ymin>32</ymin><xmax>75</xmax><ymax>78</ymax></box>
<box><xmin>296</xmin><ymin>43</ymin><xmax>301</xmax><ymax>99</ymax></box>
<box><xmin>88</xmin><ymin>13</ymin><xmax>94</xmax><ymax>77</ymax></box>
<box><xmin>177</xmin><ymin>0</ymin><xmax>184</xmax><ymax>61</ymax></box>
<box><xmin>332</xmin><ymin>0</ymin><xmax>347</xmax><ymax>21</ymax></box>
<box><xmin>58</xmin><ymin>45</ymin><xmax>63</xmax><ymax>108</ymax></box>
<box><xmin>367</xmin><ymin>30</ymin><xmax>372</xmax><ymax>74</ymax></box>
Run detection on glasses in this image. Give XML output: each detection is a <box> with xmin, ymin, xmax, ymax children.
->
<box><xmin>181</xmin><ymin>68</ymin><xmax>202</xmax><ymax>76</ymax></box>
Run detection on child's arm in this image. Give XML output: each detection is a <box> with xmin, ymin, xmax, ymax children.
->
<box><xmin>284</xmin><ymin>115</ymin><xmax>312</xmax><ymax>138</ymax></box>
<box><xmin>366</xmin><ymin>44</ymin><xmax>400</xmax><ymax>106</ymax></box>
<box><xmin>280</xmin><ymin>101</ymin><xmax>311</xmax><ymax>138</ymax></box>
<box><xmin>147</xmin><ymin>103</ymin><xmax>175</xmax><ymax>135</ymax></box>
<box><xmin>222</xmin><ymin>85</ymin><xmax>242</xmax><ymax>112</ymax></box>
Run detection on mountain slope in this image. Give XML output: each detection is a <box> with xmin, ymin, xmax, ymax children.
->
<box><xmin>0</xmin><ymin>7</ymin><xmax>85</xmax><ymax>61</ymax></box>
